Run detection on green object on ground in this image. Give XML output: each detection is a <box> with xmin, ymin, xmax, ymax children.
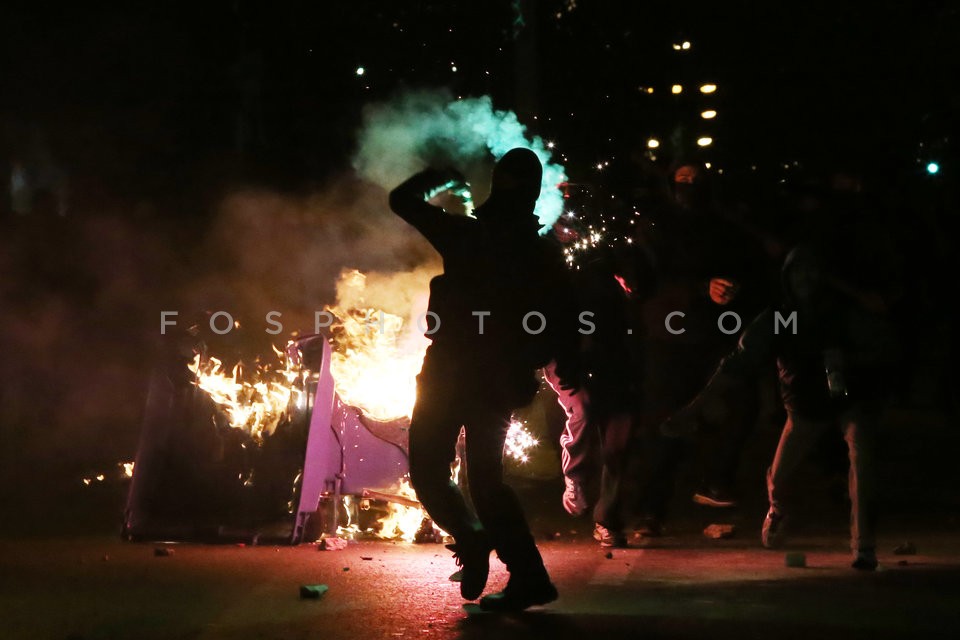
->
<box><xmin>299</xmin><ymin>584</ymin><xmax>329</xmax><ymax>599</ymax></box>
<box><xmin>785</xmin><ymin>552</ymin><xmax>806</xmax><ymax>568</ymax></box>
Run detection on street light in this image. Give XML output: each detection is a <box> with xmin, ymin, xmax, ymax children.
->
<box><xmin>701</xmin><ymin>110</ymin><xmax>717</xmax><ymax>119</ymax></box>
<box><xmin>647</xmin><ymin>138</ymin><xmax>660</xmax><ymax>149</ymax></box>
<box><xmin>700</xmin><ymin>83</ymin><xmax>717</xmax><ymax>94</ymax></box>
<box><xmin>697</xmin><ymin>137</ymin><xmax>714</xmax><ymax>147</ymax></box>
<box><xmin>671</xmin><ymin>84</ymin><xmax>683</xmax><ymax>94</ymax></box>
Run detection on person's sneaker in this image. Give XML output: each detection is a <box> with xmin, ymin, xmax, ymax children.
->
<box><xmin>562</xmin><ymin>476</ymin><xmax>588</xmax><ymax>516</ymax></box>
<box><xmin>852</xmin><ymin>548</ymin><xmax>878</xmax><ymax>571</ymax></box>
<box><xmin>693</xmin><ymin>486</ymin><xmax>738</xmax><ymax>508</ymax></box>
<box><xmin>761</xmin><ymin>508</ymin><xmax>786</xmax><ymax>549</ymax></box>
<box><xmin>593</xmin><ymin>523</ymin><xmax>628</xmax><ymax>548</ymax></box>
<box><xmin>446</xmin><ymin>533</ymin><xmax>491</xmax><ymax>600</ymax></box>
<box><xmin>478</xmin><ymin>572</ymin><xmax>558</xmax><ymax>612</ymax></box>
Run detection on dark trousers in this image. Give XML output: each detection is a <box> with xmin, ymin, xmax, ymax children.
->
<box><xmin>408</xmin><ymin>350</ymin><xmax>547</xmax><ymax>575</ymax></box>
<box><xmin>696</xmin><ymin>381</ymin><xmax>760</xmax><ymax>491</ymax></box>
<box><xmin>768</xmin><ymin>408</ymin><xmax>878</xmax><ymax>553</ymax></box>
<box><xmin>594</xmin><ymin>412</ymin><xmax>633</xmax><ymax>529</ymax></box>
<box><xmin>635</xmin><ymin>339</ymin><xmax>749</xmax><ymax>521</ymax></box>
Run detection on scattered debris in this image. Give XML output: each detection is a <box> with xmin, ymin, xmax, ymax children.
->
<box><xmin>893</xmin><ymin>542</ymin><xmax>917</xmax><ymax>555</ymax></box>
<box><xmin>785</xmin><ymin>552</ymin><xmax>806</xmax><ymax>568</ymax></box>
<box><xmin>361</xmin><ymin>556</ymin><xmax>374</xmax><ymax>561</ymax></box>
<box><xmin>154</xmin><ymin>547</ymin><xmax>175</xmax><ymax>557</ymax></box>
<box><xmin>299</xmin><ymin>584</ymin><xmax>329</xmax><ymax>600</ymax></box>
<box><xmin>318</xmin><ymin>537</ymin><xmax>348</xmax><ymax>551</ymax></box>
<box><xmin>703</xmin><ymin>524</ymin><xmax>736</xmax><ymax>539</ymax></box>
<box><xmin>449</xmin><ymin>570</ymin><xmax>463</xmax><ymax>582</ymax></box>
<box><xmin>604</xmin><ymin>551</ymin><xmax>613</xmax><ymax>559</ymax></box>
<box><xmin>342</xmin><ymin>567</ymin><xmax>350</xmax><ymax>572</ymax></box>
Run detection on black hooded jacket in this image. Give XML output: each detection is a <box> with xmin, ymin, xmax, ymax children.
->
<box><xmin>389</xmin><ymin>165</ymin><xmax>578</xmax><ymax>396</ymax></box>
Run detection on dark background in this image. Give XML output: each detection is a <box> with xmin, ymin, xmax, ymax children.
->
<box><xmin>3</xmin><ymin>1</ymin><xmax>957</xmax><ymax>194</ymax></box>
<box><xmin>1</xmin><ymin>1</ymin><xmax>957</xmax><ymax>533</ymax></box>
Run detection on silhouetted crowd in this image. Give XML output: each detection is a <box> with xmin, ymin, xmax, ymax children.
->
<box><xmin>3</xmin><ymin>137</ymin><xmax>953</xmax><ymax>611</ymax></box>
<box><xmin>390</xmin><ymin>148</ymin><xmax>953</xmax><ymax>610</ymax></box>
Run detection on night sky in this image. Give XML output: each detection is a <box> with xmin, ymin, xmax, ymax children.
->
<box><xmin>3</xmin><ymin>1</ymin><xmax>957</xmax><ymax>198</ymax></box>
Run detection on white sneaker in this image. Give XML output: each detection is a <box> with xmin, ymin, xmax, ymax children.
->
<box><xmin>593</xmin><ymin>522</ymin><xmax>628</xmax><ymax>547</ymax></box>
<box><xmin>562</xmin><ymin>477</ymin><xmax>588</xmax><ymax>516</ymax></box>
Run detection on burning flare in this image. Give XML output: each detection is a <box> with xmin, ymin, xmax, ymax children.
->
<box><xmin>187</xmin><ymin>345</ymin><xmax>305</xmax><ymax>441</ymax></box>
<box><xmin>505</xmin><ymin>419</ymin><xmax>538</xmax><ymax>463</ymax></box>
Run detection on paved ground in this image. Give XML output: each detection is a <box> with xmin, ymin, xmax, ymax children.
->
<box><xmin>2</xmin><ymin>524</ymin><xmax>959</xmax><ymax>640</ymax></box>
<box><xmin>2</xmin><ymin>406</ymin><xmax>957</xmax><ymax>639</ymax></box>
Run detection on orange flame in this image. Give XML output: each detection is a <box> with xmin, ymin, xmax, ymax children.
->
<box><xmin>337</xmin><ymin>495</ymin><xmax>361</xmax><ymax>539</ymax></box>
<box><xmin>187</xmin><ymin>344</ymin><xmax>305</xmax><ymax>441</ymax></box>
<box><xmin>373</xmin><ymin>477</ymin><xmax>435</xmax><ymax>542</ymax></box>
<box><xmin>326</xmin><ymin>270</ymin><xmax>429</xmax><ymax>421</ymax></box>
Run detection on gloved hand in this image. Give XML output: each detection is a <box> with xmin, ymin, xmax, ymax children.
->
<box><xmin>420</xmin><ymin>167</ymin><xmax>471</xmax><ymax>206</ymax></box>
<box><xmin>436</xmin><ymin>166</ymin><xmax>468</xmax><ymax>188</ymax></box>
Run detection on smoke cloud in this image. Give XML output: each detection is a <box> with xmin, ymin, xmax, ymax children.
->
<box><xmin>0</xmin><ymin>179</ymin><xmax>442</xmax><ymax>502</ymax></box>
<box><xmin>189</xmin><ymin>178</ymin><xmax>438</xmax><ymax>341</ymax></box>
<box><xmin>1</xmin><ymin>87</ymin><xmax>563</xmax><ymax>509</ymax></box>
<box><xmin>353</xmin><ymin>89</ymin><xmax>567</xmax><ymax>232</ymax></box>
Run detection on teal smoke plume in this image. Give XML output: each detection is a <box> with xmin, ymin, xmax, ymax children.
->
<box><xmin>353</xmin><ymin>90</ymin><xmax>567</xmax><ymax>233</ymax></box>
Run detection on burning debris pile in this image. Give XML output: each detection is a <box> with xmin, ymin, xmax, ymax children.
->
<box><xmin>123</xmin><ymin>331</ymin><xmax>319</xmax><ymax>544</ymax></box>
<box><xmin>363</xmin><ymin>477</ymin><xmax>446</xmax><ymax>543</ymax></box>
<box><xmin>125</xmin><ymin>264</ymin><xmax>546</xmax><ymax>546</ymax></box>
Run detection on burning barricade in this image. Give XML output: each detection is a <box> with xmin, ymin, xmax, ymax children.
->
<box><xmin>124</xmin><ymin>270</ymin><xmax>539</xmax><ymax>546</ymax></box>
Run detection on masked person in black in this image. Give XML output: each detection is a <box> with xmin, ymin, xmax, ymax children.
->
<box><xmin>389</xmin><ymin>148</ymin><xmax>578</xmax><ymax>611</ymax></box>
<box><xmin>663</xmin><ymin>238</ymin><xmax>902</xmax><ymax>570</ymax></box>
<box><xmin>629</xmin><ymin>161</ymin><xmax>771</xmax><ymax>534</ymax></box>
